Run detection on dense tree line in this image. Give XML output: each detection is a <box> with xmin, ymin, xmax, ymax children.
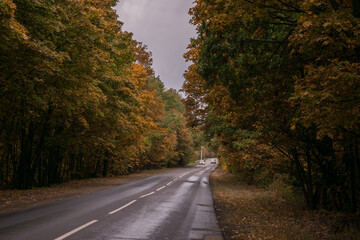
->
<box><xmin>0</xmin><ymin>0</ymin><xmax>194</xmax><ymax>189</ymax></box>
<box><xmin>183</xmin><ymin>0</ymin><xmax>359</xmax><ymax>212</ymax></box>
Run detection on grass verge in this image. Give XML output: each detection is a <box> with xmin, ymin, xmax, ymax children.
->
<box><xmin>210</xmin><ymin>167</ymin><xmax>359</xmax><ymax>240</ymax></box>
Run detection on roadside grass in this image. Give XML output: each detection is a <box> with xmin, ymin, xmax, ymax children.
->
<box><xmin>210</xmin><ymin>167</ymin><xmax>359</xmax><ymax>240</ymax></box>
<box><xmin>0</xmin><ymin>167</ymin><xmax>180</xmax><ymax>214</ymax></box>
<box><xmin>187</xmin><ymin>161</ymin><xmax>197</xmax><ymax>167</ymax></box>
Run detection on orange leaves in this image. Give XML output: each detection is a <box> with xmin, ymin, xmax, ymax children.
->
<box><xmin>252</xmin><ymin>27</ymin><xmax>267</xmax><ymax>39</ymax></box>
<box><xmin>124</xmin><ymin>61</ymin><xmax>194</xmax><ymax>168</ymax></box>
<box><xmin>131</xmin><ymin>41</ymin><xmax>153</xmax><ymax>75</ymax></box>
<box><xmin>291</xmin><ymin>61</ymin><xmax>360</xmax><ymax>138</ymax></box>
<box><xmin>129</xmin><ymin>63</ymin><xmax>163</xmax><ymax>130</ymax></box>
<box><xmin>0</xmin><ymin>0</ymin><xmax>28</xmax><ymax>42</ymax></box>
<box><xmin>302</xmin><ymin>20</ymin><xmax>313</xmax><ymax>28</ymax></box>
<box><xmin>289</xmin><ymin>2</ymin><xmax>360</xmax><ymax>61</ymax></box>
<box><xmin>288</xmin><ymin>0</ymin><xmax>360</xmax><ymax>139</ymax></box>
<box><xmin>183</xmin><ymin>45</ymin><xmax>199</xmax><ymax>63</ymax></box>
<box><xmin>185</xmin><ymin>0</ymin><xmax>360</xmax><ymax>213</ymax></box>
<box><xmin>182</xmin><ymin>62</ymin><xmax>208</xmax><ymax>128</ymax></box>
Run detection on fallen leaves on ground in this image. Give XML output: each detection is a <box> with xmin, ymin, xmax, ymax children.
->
<box><xmin>210</xmin><ymin>168</ymin><xmax>358</xmax><ymax>240</ymax></box>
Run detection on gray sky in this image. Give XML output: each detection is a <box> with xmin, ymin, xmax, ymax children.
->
<box><xmin>114</xmin><ymin>0</ymin><xmax>196</xmax><ymax>91</ymax></box>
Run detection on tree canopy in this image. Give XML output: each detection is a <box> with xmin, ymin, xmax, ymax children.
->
<box><xmin>183</xmin><ymin>0</ymin><xmax>360</xmax><ymax>212</ymax></box>
<box><xmin>0</xmin><ymin>0</ymin><xmax>195</xmax><ymax>189</ymax></box>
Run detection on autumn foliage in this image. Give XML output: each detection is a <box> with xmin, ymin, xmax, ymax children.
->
<box><xmin>0</xmin><ymin>0</ymin><xmax>194</xmax><ymax>189</ymax></box>
<box><xmin>183</xmin><ymin>0</ymin><xmax>360</xmax><ymax>212</ymax></box>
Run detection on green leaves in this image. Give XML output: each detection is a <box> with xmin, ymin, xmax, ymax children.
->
<box><xmin>0</xmin><ymin>0</ymin><xmax>195</xmax><ymax>188</ymax></box>
<box><xmin>184</xmin><ymin>0</ymin><xmax>360</xmax><ymax>211</ymax></box>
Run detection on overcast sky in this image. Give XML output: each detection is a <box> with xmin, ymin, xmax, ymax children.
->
<box><xmin>114</xmin><ymin>0</ymin><xmax>196</xmax><ymax>91</ymax></box>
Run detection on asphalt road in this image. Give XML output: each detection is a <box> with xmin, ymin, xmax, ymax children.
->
<box><xmin>0</xmin><ymin>160</ymin><xmax>223</xmax><ymax>240</ymax></box>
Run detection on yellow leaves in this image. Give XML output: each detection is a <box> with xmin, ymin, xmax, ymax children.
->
<box><xmin>183</xmin><ymin>45</ymin><xmax>199</xmax><ymax>63</ymax></box>
<box><xmin>322</xmin><ymin>21</ymin><xmax>331</xmax><ymax>28</ymax></box>
<box><xmin>130</xmin><ymin>63</ymin><xmax>148</xmax><ymax>88</ymax></box>
<box><xmin>302</xmin><ymin>20</ymin><xmax>313</xmax><ymax>28</ymax></box>
<box><xmin>252</xmin><ymin>27</ymin><xmax>266</xmax><ymax>39</ymax></box>
<box><xmin>0</xmin><ymin>0</ymin><xmax>17</xmax><ymax>18</ymax></box>
<box><xmin>291</xmin><ymin>60</ymin><xmax>360</xmax><ymax>139</ymax></box>
<box><xmin>301</xmin><ymin>0</ymin><xmax>325</xmax><ymax>11</ymax></box>
<box><xmin>0</xmin><ymin>0</ymin><xmax>28</xmax><ymax>42</ymax></box>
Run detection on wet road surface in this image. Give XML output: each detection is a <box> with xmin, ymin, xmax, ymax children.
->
<box><xmin>0</xmin><ymin>160</ymin><xmax>223</xmax><ymax>240</ymax></box>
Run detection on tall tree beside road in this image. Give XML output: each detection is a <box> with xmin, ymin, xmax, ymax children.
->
<box><xmin>183</xmin><ymin>0</ymin><xmax>360</xmax><ymax>212</ymax></box>
<box><xmin>0</xmin><ymin>0</ymin><xmax>193</xmax><ymax>189</ymax></box>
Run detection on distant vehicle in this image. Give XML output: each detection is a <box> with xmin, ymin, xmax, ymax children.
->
<box><xmin>210</xmin><ymin>159</ymin><xmax>217</xmax><ymax>164</ymax></box>
<box><xmin>199</xmin><ymin>160</ymin><xmax>205</xmax><ymax>165</ymax></box>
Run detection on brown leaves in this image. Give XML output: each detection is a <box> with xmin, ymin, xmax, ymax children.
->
<box><xmin>186</xmin><ymin>0</ymin><xmax>360</xmax><ymax>213</ymax></box>
<box><xmin>0</xmin><ymin>0</ymin><xmax>195</xmax><ymax>188</ymax></box>
<box><xmin>291</xmin><ymin>60</ymin><xmax>360</xmax><ymax>138</ymax></box>
<box><xmin>211</xmin><ymin>168</ymin><xmax>338</xmax><ymax>240</ymax></box>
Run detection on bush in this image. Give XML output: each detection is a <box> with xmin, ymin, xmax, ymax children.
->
<box><xmin>269</xmin><ymin>175</ymin><xmax>304</xmax><ymax>205</ymax></box>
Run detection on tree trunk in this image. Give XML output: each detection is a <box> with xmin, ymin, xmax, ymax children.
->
<box><xmin>103</xmin><ymin>150</ymin><xmax>109</xmax><ymax>177</ymax></box>
<box><xmin>354</xmin><ymin>0</ymin><xmax>360</xmax><ymax>18</ymax></box>
<box><xmin>348</xmin><ymin>133</ymin><xmax>357</xmax><ymax>212</ymax></box>
<box><xmin>329</xmin><ymin>0</ymin><xmax>339</xmax><ymax>11</ymax></box>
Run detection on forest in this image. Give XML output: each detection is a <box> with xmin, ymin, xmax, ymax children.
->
<box><xmin>182</xmin><ymin>0</ymin><xmax>360</xmax><ymax>212</ymax></box>
<box><xmin>1</xmin><ymin>0</ymin><xmax>359</xmax><ymax>216</ymax></box>
<box><xmin>0</xmin><ymin>0</ymin><xmax>195</xmax><ymax>189</ymax></box>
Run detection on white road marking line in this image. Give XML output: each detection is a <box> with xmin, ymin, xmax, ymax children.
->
<box><xmin>174</xmin><ymin>177</ymin><xmax>179</xmax><ymax>180</ymax></box>
<box><xmin>166</xmin><ymin>181</ymin><xmax>173</xmax><ymax>186</ymax></box>
<box><xmin>157</xmin><ymin>186</ymin><xmax>166</xmax><ymax>191</ymax></box>
<box><xmin>139</xmin><ymin>191</ymin><xmax>155</xmax><ymax>198</ymax></box>
<box><xmin>54</xmin><ymin>220</ymin><xmax>98</xmax><ymax>240</ymax></box>
<box><xmin>108</xmin><ymin>200</ymin><xmax>137</xmax><ymax>215</ymax></box>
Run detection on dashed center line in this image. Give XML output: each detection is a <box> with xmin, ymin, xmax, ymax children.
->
<box><xmin>108</xmin><ymin>200</ymin><xmax>137</xmax><ymax>215</ymax></box>
<box><xmin>54</xmin><ymin>168</ymin><xmax>204</xmax><ymax>240</ymax></box>
<box><xmin>54</xmin><ymin>220</ymin><xmax>98</xmax><ymax>240</ymax></box>
<box><xmin>156</xmin><ymin>186</ymin><xmax>166</xmax><ymax>191</ymax></box>
<box><xmin>139</xmin><ymin>191</ymin><xmax>155</xmax><ymax>198</ymax></box>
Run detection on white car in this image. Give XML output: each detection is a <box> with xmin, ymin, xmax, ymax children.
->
<box><xmin>210</xmin><ymin>159</ymin><xmax>217</xmax><ymax>164</ymax></box>
<box><xmin>199</xmin><ymin>160</ymin><xmax>205</xmax><ymax>165</ymax></box>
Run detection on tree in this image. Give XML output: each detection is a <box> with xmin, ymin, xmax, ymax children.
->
<box><xmin>184</xmin><ymin>0</ymin><xmax>360</xmax><ymax>211</ymax></box>
<box><xmin>0</xmin><ymin>0</ymin><xmax>196</xmax><ymax>189</ymax></box>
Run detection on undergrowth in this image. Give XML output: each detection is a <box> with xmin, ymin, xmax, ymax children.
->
<box><xmin>210</xmin><ymin>167</ymin><xmax>359</xmax><ymax>240</ymax></box>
